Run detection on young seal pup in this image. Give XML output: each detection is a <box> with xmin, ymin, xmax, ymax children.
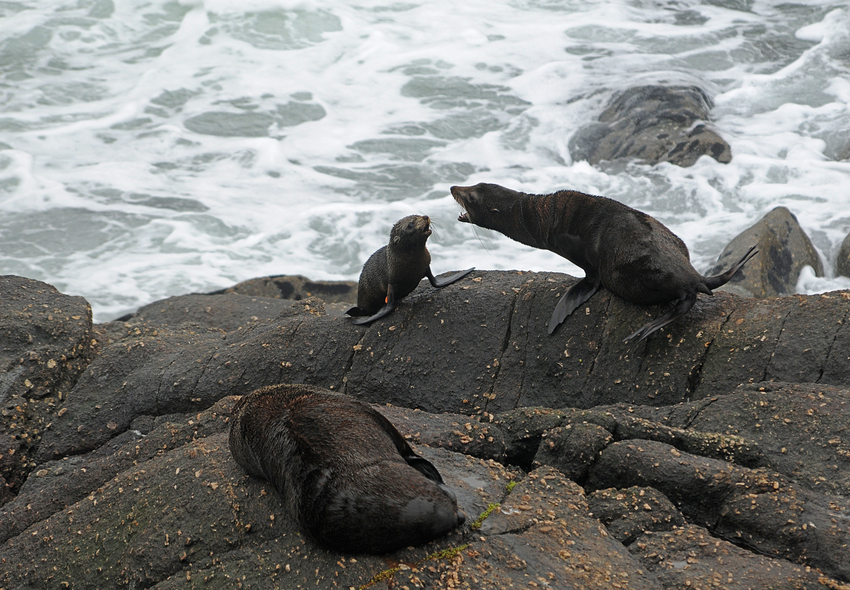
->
<box><xmin>229</xmin><ymin>383</ymin><xmax>465</xmax><ymax>554</ymax></box>
<box><xmin>451</xmin><ymin>183</ymin><xmax>757</xmax><ymax>342</ymax></box>
<box><xmin>346</xmin><ymin>214</ymin><xmax>474</xmax><ymax>324</ymax></box>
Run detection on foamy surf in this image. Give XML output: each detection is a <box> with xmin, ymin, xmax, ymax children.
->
<box><xmin>1</xmin><ymin>0</ymin><xmax>848</xmax><ymax>321</ymax></box>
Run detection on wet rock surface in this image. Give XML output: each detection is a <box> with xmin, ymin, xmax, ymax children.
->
<box><xmin>1</xmin><ymin>272</ymin><xmax>849</xmax><ymax>588</ymax></box>
<box><xmin>209</xmin><ymin>274</ymin><xmax>358</xmax><ymax>305</ymax></box>
<box><xmin>569</xmin><ymin>85</ymin><xmax>732</xmax><ymax>168</ymax></box>
<box><xmin>587</xmin><ymin>486</ymin><xmax>685</xmax><ymax>545</ymax></box>
<box><xmin>0</xmin><ymin>276</ymin><xmax>95</xmax><ymax>500</ymax></box>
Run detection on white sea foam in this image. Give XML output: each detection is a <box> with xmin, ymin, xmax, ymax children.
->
<box><xmin>1</xmin><ymin>0</ymin><xmax>848</xmax><ymax>321</ymax></box>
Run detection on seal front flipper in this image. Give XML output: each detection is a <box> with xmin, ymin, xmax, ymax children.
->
<box><xmin>426</xmin><ymin>267</ymin><xmax>475</xmax><ymax>288</ymax></box>
<box><xmin>352</xmin><ymin>285</ymin><xmax>396</xmax><ymax>325</ymax></box>
<box><xmin>623</xmin><ymin>292</ymin><xmax>697</xmax><ymax>343</ymax></box>
<box><xmin>403</xmin><ymin>454</ymin><xmax>444</xmax><ymax>483</ymax></box>
<box><xmin>548</xmin><ymin>275</ymin><xmax>600</xmax><ymax>335</ymax></box>
<box><xmin>368</xmin><ymin>406</ymin><xmax>446</xmax><ymax>484</ymax></box>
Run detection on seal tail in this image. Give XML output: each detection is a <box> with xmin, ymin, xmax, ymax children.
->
<box><xmin>701</xmin><ymin>245</ymin><xmax>758</xmax><ymax>291</ymax></box>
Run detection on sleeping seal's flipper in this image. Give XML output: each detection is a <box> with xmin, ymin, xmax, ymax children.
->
<box><xmin>427</xmin><ymin>267</ymin><xmax>475</xmax><ymax>288</ymax></box>
<box><xmin>623</xmin><ymin>292</ymin><xmax>697</xmax><ymax>343</ymax></box>
<box><xmin>369</xmin><ymin>407</ymin><xmax>447</xmax><ymax>484</ymax></box>
<box><xmin>352</xmin><ymin>285</ymin><xmax>396</xmax><ymax>325</ymax></box>
<box><xmin>404</xmin><ymin>455</ymin><xmax>444</xmax><ymax>483</ymax></box>
<box><xmin>548</xmin><ymin>276</ymin><xmax>600</xmax><ymax>335</ymax></box>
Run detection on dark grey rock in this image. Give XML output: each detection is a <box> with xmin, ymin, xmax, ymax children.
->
<box><xmin>569</xmin><ymin>85</ymin><xmax>731</xmax><ymax>167</ymax></box>
<box><xmin>531</xmin><ymin>422</ymin><xmax>613</xmax><ymax>482</ymax></box>
<box><xmin>3</xmin><ymin>273</ymin><xmax>850</xmax><ymax>587</ymax></box>
<box><xmin>473</xmin><ymin>466</ymin><xmax>663</xmax><ymax>590</ymax></box>
<box><xmin>631</xmin><ymin>524</ymin><xmax>830</xmax><ymax>589</ymax></box>
<box><xmin>610</xmin><ymin>413</ymin><xmax>765</xmax><ymax>468</ymax></box>
<box><xmin>117</xmin><ymin>292</ymin><xmax>326</xmax><ymax>331</ymax></box>
<box><xmin>2</xmin><ymin>396</ymin><xmax>611</xmax><ymax>590</ymax></box>
<box><xmin>838</xmin><ymin>233</ymin><xmax>850</xmax><ymax>278</ymax></box>
<box><xmin>33</xmin><ymin>270</ymin><xmax>850</xmax><ymax>464</ymax></box>
<box><xmin>586</xmin><ymin>439</ymin><xmax>850</xmax><ymax>582</ymax></box>
<box><xmin>489</xmin><ymin>406</ymin><xmax>617</xmax><ymax>469</ymax></box>
<box><xmin>710</xmin><ymin>206</ymin><xmax>823</xmax><ymax>297</ymax></box>
<box><xmin>0</xmin><ymin>276</ymin><xmax>94</xmax><ymax>500</ymax></box>
<box><xmin>587</xmin><ymin>486</ymin><xmax>685</xmax><ymax>545</ymax></box>
<box><xmin>0</xmin><ymin>397</ymin><xmax>236</xmax><ymax>545</ymax></box>
<box><xmin>488</xmin><ymin>407</ymin><xmax>570</xmax><ymax>468</ymax></box>
<box><xmin>209</xmin><ymin>274</ymin><xmax>357</xmax><ymax>305</ymax></box>
<box><xmin>614</xmin><ymin>382</ymin><xmax>850</xmax><ymax>497</ymax></box>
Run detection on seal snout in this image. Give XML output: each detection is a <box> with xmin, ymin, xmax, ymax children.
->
<box><xmin>450</xmin><ymin>186</ymin><xmax>472</xmax><ymax>223</ymax></box>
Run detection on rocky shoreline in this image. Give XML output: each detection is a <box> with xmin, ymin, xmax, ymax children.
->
<box><xmin>2</xmin><ymin>239</ymin><xmax>850</xmax><ymax>588</ymax></box>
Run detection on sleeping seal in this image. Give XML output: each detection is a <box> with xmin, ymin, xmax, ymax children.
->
<box><xmin>346</xmin><ymin>214</ymin><xmax>474</xmax><ymax>324</ymax></box>
<box><xmin>229</xmin><ymin>383</ymin><xmax>465</xmax><ymax>554</ymax></box>
<box><xmin>451</xmin><ymin>182</ymin><xmax>757</xmax><ymax>342</ymax></box>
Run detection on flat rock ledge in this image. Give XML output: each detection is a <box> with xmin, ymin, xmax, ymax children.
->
<box><xmin>1</xmin><ymin>273</ymin><xmax>849</xmax><ymax>589</ymax></box>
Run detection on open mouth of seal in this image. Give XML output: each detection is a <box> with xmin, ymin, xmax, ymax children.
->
<box><xmin>450</xmin><ymin>186</ymin><xmax>471</xmax><ymax>223</ymax></box>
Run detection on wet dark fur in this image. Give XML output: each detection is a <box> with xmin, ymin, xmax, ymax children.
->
<box><xmin>451</xmin><ymin>183</ymin><xmax>757</xmax><ymax>342</ymax></box>
<box><xmin>229</xmin><ymin>383</ymin><xmax>465</xmax><ymax>554</ymax></box>
<box><xmin>346</xmin><ymin>214</ymin><xmax>473</xmax><ymax>324</ymax></box>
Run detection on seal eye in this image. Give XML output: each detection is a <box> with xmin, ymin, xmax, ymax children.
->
<box><xmin>407</xmin><ymin>222</ymin><xmax>414</xmax><ymax>230</ymax></box>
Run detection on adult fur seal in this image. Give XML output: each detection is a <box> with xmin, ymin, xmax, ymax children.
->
<box><xmin>229</xmin><ymin>383</ymin><xmax>465</xmax><ymax>554</ymax></box>
<box><xmin>451</xmin><ymin>183</ymin><xmax>757</xmax><ymax>342</ymax></box>
<box><xmin>346</xmin><ymin>214</ymin><xmax>474</xmax><ymax>324</ymax></box>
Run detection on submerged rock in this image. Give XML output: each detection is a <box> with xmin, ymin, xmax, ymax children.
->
<box><xmin>569</xmin><ymin>85</ymin><xmax>732</xmax><ymax>168</ymax></box>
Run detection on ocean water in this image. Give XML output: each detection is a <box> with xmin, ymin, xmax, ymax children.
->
<box><xmin>1</xmin><ymin>0</ymin><xmax>849</xmax><ymax>322</ymax></box>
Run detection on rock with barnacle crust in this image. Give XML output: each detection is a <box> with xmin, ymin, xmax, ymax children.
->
<box><xmin>1</xmin><ymin>271</ymin><xmax>850</xmax><ymax>588</ymax></box>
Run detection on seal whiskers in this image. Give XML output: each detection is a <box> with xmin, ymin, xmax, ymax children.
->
<box><xmin>451</xmin><ymin>182</ymin><xmax>757</xmax><ymax>342</ymax></box>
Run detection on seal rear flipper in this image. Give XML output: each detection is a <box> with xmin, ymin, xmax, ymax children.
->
<box><xmin>623</xmin><ymin>292</ymin><xmax>697</xmax><ymax>343</ymax></box>
<box><xmin>345</xmin><ymin>306</ymin><xmax>369</xmax><ymax>317</ymax></box>
<box><xmin>703</xmin><ymin>245</ymin><xmax>759</xmax><ymax>290</ymax></box>
<box><xmin>426</xmin><ymin>267</ymin><xmax>475</xmax><ymax>288</ymax></box>
<box><xmin>548</xmin><ymin>275</ymin><xmax>600</xmax><ymax>335</ymax></box>
<box><xmin>352</xmin><ymin>286</ymin><xmax>396</xmax><ymax>325</ymax></box>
